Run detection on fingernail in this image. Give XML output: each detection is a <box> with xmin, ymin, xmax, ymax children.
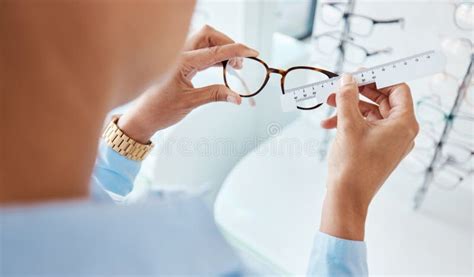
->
<box><xmin>227</xmin><ymin>95</ymin><xmax>240</xmax><ymax>105</ymax></box>
<box><xmin>340</xmin><ymin>74</ymin><xmax>353</xmax><ymax>86</ymax></box>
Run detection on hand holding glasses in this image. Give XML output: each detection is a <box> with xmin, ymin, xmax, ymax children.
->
<box><xmin>222</xmin><ymin>57</ymin><xmax>338</xmax><ymax>110</ymax></box>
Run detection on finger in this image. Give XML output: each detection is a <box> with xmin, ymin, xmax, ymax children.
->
<box><xmin>354</xmin><ymin>67</ymin><xmax>380</xmax><ymax>102</ymax></box>
<box><xmin>191</xmin><ymin>84</ymin><xmax>242</xmax><ymax>107</ymax></box>
<box><xmin>184</xmin><ymin>43</ymin><xmax>259</xmax><ymax>72</ymax></box>
<box><xmin>360</xmin><ymin>84</ymin><xmax>388</xmax><ymax>105</ymax></box>
<box><xmin>323</xmin><ymin>100</ymin><xmax>382</xmax><ymax>128</ymax></box>
<box><xmin>362</xmin><ymin>83</ymin><xmax>413</xmax><ymax>108</ymax></box>
<box><xmin>229</xmin><ymin>58</ymin><xmax>237</xmax><ymax>68</ymax></box>
<box><xmin>335</xmin><ymin>74</ymin><xmax>364</xmax><ymax>126</ymax></box>
<box><xmin>327</xmin><ymin>93</ymin><xmax>336</xmax><ymax>106</ymax></box>
<box><xmin>228</xmin><ymin>57</ymin><xmax>243</xmax><ymax>69</ymax></box>
<box><xmin>366</xmin><ymin>110</ymin><xmax>382</xmax><ymax>121</ymax></box>
<box><xmin>328</xmin><ymin>94</ymin><xmax>382</xmax><ymax>118</ymax></box>
<box><xmin>321</xmin><ymin>114</ymin><xmax>338</xmax><ymax>129</ymax></box>
<box><xmin>348</xmin><ymin>67</ymin><xmax>384</xmax><ymax>104</ymax></box>
<box><xmin>359</xmin><ymin>101</ymin><xmax>382</xmax><ymax>119</ymax></box>
<box><xmin>184</xmin><ymin>25</ymin><xmax>235</xmax><ymax>51</ymax></box>
<box><xmin>359</xmin><ymin>85</ymin><xmax>391</xmax><ymax>117</ymax></box>
<box><xmin>380</xmin><ymin>83</ymin><xmax>415</xmax><ymax>115</ymax></box>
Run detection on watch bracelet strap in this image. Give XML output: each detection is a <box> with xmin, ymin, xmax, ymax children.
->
<box><xmin>102</xmin><ymin>116</ymin><xmax>153</xmax><ymax>161</ymax></box>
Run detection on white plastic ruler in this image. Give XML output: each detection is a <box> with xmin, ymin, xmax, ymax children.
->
<box><xmin>281</xmin><ymin>50</ymin><xmax>446</xmax><ymax>112</ymax></box>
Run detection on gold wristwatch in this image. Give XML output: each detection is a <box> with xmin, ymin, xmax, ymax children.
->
<box><xmin>102</xmin><ymin>116</ymin><xmax>154</xmax><ymax>161</ymax></box>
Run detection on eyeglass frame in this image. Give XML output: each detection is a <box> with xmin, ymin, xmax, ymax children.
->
<box><xmin>222</xmin><ymin>57</ymin><xmax>338</xmax><ymax>110</ymax></box>
<box><xmin>416</xmin><ymin>95</ymin><xmax>474</xmax><ymax>138</ymax></box>
<box><xmin>410</xmin><ymin>147</ymin><xmax>473</xmax><ymax>190</ymax></box>
<box><xmin>312</xmin><ymin>31</ymin><xmax>393</xmax><ymax>64</ymax></box>
<box><xmin>320</xmin><ymin>1</ymin><xmax>405</xmax><ymax>36</ymax></box>
<box><xmin>409</xmin><ymin>126</ymin><xmax>473</xmax><ymax>192</ymax></box>
<box><xmin>413</xmin><ymin>54</ymin><xmax>474</xmax><ymax>209</ymax></box>
<box><xmin>416</xmin><ymin>126</ymin><xmax>474</xmax><ymax>163</ymax></box>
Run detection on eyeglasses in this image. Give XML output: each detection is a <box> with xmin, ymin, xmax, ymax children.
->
<box><xmin>452</xmin><ymin>1</ymin><xmax>474</xmax><ymax>30</ymax></box>
<box><xmin>413</xmin><ymin>54</ymin><xmax>473</xmax><ymax>208</ymax></box>
<box><xmin>407</xmin><ymin>127</ymin><xmax>473</xmax><ymax>190</ymax></box>
<box><xmin>222</xmin><ymin>57</ymin><xmax>338</xmax><ymax>110</ymax></box>
<box><xmin>416</xmin><ymin>95</ymin><xmax>474</xmax><ymax>139</ymax></box>
<box><xmin>320</xmin><ymin>1</ymin><xmax>405</xmax><ymax>36</ymax></box>
<box><xmin>312</xmin><ymin>31</ymin><xmax>393</xmax><ymax>64</ymax></box>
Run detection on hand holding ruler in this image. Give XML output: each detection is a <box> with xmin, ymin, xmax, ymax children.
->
<box><xmin>281</xmin><ymin>50</ymin><xmax>447</xmax><ymax>112</ymax></box>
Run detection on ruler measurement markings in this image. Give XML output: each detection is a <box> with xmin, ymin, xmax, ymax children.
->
<box><xmin>298</xmin><ymin>51</ymin><xmax>435</xmax><ymax>97</ymax></box>
<box><xmin>284</xmin><ymin>50</ymin><xmax>445</xmax><ymax>110</ymax></box>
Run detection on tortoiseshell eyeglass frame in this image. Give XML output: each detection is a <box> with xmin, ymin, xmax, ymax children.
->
<box><xmin>222</xmin><ymin>57</ymin><xmax>338</xmax><ymax>110</ymax></box>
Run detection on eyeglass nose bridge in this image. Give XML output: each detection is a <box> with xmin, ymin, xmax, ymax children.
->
<box><xmin>268</xmin><ymin>67</ymin><xmax>286</xmax><ymax>76</ymax></box>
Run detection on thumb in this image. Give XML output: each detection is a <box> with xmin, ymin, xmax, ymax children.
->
<box><xmin>336</xmin><ymin>74</ymin><xmax>363</xmax><ymax>127</ymax></box>
<box><xmin>192</xmin><ymin>84</ymin><xmax>242</xmax><ymax>107</ymax></box>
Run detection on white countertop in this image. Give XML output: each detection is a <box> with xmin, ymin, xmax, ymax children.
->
<box><xmin>215</xmin><ymin>116</ymin><xmax>473</xmax><ymax>275</ymax></box>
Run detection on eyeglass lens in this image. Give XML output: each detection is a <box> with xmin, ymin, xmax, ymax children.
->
<box><xmin>315</xmin><ymin>35</ymin><xmax>368</xmax><ymax>64</ymax></box>
<box><xmin>321</xmin><ymin>4</ymin><xmax>345</xmax><ymax>25</ymax></box>
<box><xmin>225</xmin><ymin>58</ymin><xmax>267</xmax><ymax>97</ymax></box>
<box><xmin>321</xmin><ymin>3</ymin><xmax>403</xmax><ymax>36</ymax></box>
<box><xmin>347</xmin><ymin>15</ymin><xmax>376</xmax><ymax>36</ymax></box>
<box><xmin>284</xmin><ymin>68</ymin><xmax>333</xmax><ymax>109</ymax></box>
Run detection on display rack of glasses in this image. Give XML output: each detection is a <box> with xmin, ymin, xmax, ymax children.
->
<box><xmin>312</xmin><ymin>0</ymin><xmax>405</xmax><ymax>160</ymax></box>
<box><xmin>413</xmin><ymin>55</ymin><xmax>473</xmax><ymax>209</ymax></box>
<box><xmin>412</xmin><ymin>1</ymin><xmax>474</xmax><ymax>209</ymax></box>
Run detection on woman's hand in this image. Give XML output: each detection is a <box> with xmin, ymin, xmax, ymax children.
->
<box><xmin>320</xmin><ymin>74</ymin><xmax>419</xmax><ymax>241</ymax></box>
<box><xmin>117</xmin><ymin>25</ymin><xmax>258</xmax><ymax>143</ymax></box>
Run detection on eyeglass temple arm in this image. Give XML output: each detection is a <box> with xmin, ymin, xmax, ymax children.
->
<box><xmin>227</xmin><ymin>67</ymin><xmax>252</xmax><ymax>94</ymax></box>
<box><xmin>455</xmin><ymin>113</ymin><xmax>474</xmax><ymax>121</ymax></box>
<box><xmin>326</xmin><ymin>2</ymin><xmax>346</xmax><ymax>10</ymax></box>
<box><xmin>368</xmin><ymin>47</ymin><xmax>393</xmax><ymax>56</ymax></box>
<box><xmin>374</xmin><ymin>18</ymin><xmax>405</xmax><ymax>29</ymax></box>
<box><xmin>419</xmin><ymin>99</ymin><xmax>474</xmax><ymax>121</ymax></box>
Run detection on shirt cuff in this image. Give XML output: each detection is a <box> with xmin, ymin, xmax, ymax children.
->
<box><xmin>92</xmin><ymin>140</ymin><xmax>142</xmax><ymax>197</ymax></box>
<box><xmin>307</xmin><ymin>231</ymin><xmax>368</xmax><ymax>276</ymax></box>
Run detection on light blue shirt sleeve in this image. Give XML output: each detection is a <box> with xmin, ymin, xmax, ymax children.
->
<box><xmin>308</xmin><ymin>231</ymin><xmax>368</xmax><ymax>276</ymax></box>
<box><xmin>90</xmin><ymin>140</ymin><xmax>142</xmax><ymax>201</ymax></box>
<box><xmin>91</xmin><ymin>141</ymin><xmax>368</xmax><ymax>276</ymax></box>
